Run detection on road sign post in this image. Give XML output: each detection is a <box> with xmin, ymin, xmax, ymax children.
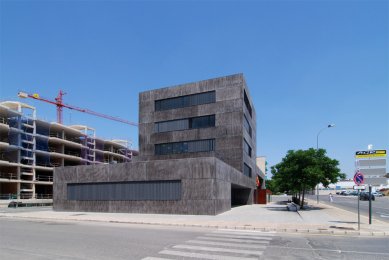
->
<box><xmin>353</xmin><ymin>171</ymin><xmax>365</xmax><ymax>231</ymax></box>
<box><xmin>358</xmin><ymin>190</ymin><xmax>360</xmax><ymax>231</ymax></box>
<box><xmin>369</xmin><ymin>185</ymin><xmax>372</xmax><ymax>225</ymax></box>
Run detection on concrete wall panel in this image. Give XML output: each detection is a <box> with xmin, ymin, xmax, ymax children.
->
<box><xmin>77</xmin><ymin>164</ymin><xmax>110</xmax><ymax>183</ymax></box>
<box><xmin>182</xmin><ymin>179</ymin><xmax>216</xmax><ymax>200</ymax></box>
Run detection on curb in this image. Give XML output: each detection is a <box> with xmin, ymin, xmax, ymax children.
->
<box><xmin>1</xmin><ymin>214</ymin><xmax>388</xmax><ymax>237</ymax></box>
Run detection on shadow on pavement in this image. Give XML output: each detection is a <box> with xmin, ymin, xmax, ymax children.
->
<box><xmin>273</xmin><ymin>200</ymin><xmax>289</xmax><ymax>205</ymax></box>
<box><xmin>329</xmin><ymin>226</ymin><xmax>356</xmax><ymax>230</ymax></box>
<box><xmin>265</xmin><ymin>206</ymin><xmax>288</xmax><ymax>211</ymax></box>
<box><xmin>329</xmin><ymin>220</ymin><xmax>358</xmax><ymax>224</ymax></box>
<box><xmin>298</xmin><ymin>206</ymin><xmax>325</xmax><ymax>211</ymax></box>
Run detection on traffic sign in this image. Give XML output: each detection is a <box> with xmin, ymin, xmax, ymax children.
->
<box><xmin>354</xmin><ymin>171</ymin><xmax>365</xmax><ymax>185</ymax></box>
<box><xmin>353</xmin><ymin>185</ymin><xmax>366</xmax><ymax>190</ymax></box>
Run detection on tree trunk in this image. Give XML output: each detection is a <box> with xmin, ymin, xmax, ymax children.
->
<box><xmin>301</xmin><ymin>187</ymin><xmax>305</xmax><ymax>208</ymax></box>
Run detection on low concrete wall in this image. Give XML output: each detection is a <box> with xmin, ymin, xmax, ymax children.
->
<box><xmin>54</xmin><ymin>157</ymin><xmax>255</xmax><ymax>215</ymax></box>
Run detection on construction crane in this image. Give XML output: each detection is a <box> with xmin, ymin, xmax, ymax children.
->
<box><xmin>18</xmin><ymin>90</ymin><xmax>138</xmax><ymax>127</ymax></box>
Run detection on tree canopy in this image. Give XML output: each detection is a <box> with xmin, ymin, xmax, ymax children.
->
<box><xmin>270</xmin><ymin>148</ymin><xmax>346</xmax><ymax>208</ymax></box>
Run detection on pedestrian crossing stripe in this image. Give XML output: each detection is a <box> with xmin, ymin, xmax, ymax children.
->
<box><xmin>213</xmin><ymin>229</ymin><xmax>276</xmax><ymax>236</ymax></box>
<box><xmin>159</xmin><ymin>250</ymin><xmax>258</xmax><ymax>260</ymax></box>
<box><xmin>172</xmin><ymin>244</ymin><xmax>263</xmax><ymax>256</ymax></box>
<box><xmin>197</xmin><ymin>236</ymin><xmax>270</xmax><ymax>244</ymax></box>
<box><xmin>186</xmin><ymin>240</ymin><xmax>267</xmax><ymax>249</ymax></box>
<box><xmin>206</xmin><ymin>233</ymin><xmax>273</xmax><ymax>240</ymax></box>
<box><xmin>142</xmin><ymin>229</ymin><xmax>273</xmax><ymax>260</ymax></box>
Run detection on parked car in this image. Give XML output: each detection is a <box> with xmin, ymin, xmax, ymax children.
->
<box><xmin>359</xmin><ymin>192</ymin><xmax>375</xmax><ymax>201</ymax></box>
<box><xmin>349</xmin><ymin>190</ymin><xmax>359</xmax><ymax>196</ymax></box>
<box><xmin>8</xmin><ymin>201</ymin><xmax>23</xmax><ymax>208</ymax></box>
<box><xmin>372</xmin><ymin>192</ymin><xmax>384</xmax><ymax>197</ymax></box>
<box><xmin>339</xmin><ymin>190</ymin><xmax>350</xmax><ymax>196</ymax></box>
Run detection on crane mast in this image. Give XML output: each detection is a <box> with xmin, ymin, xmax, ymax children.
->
<box><xmin>18</xmin><ymin>90</ymin><xmax>138</xmax><ymax>127</ymax></box>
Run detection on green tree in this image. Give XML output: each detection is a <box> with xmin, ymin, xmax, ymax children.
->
<box><xmin>271</xmin><ymin>148</ymin><xmax>345</xmax><ymax>208</ymax></box>
<box><xmin>265</xmin><ymin>179</ymin><xmax>279</xmax><ymax>194</ymax></box>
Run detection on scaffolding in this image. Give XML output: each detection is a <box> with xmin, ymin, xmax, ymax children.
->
<box><xmin>0</xmin><ymin>101</ymin><xmax>136</xmax><ymax>202</ymax></box>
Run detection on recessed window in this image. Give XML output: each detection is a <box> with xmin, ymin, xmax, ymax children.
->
<box><xmin>244</xmin><ymin>139</ymin><xmax>252</xmax><ymax>157</ymax></box>
<box><xmin>155</xmin><ymin>115</ymin><xmax>215</xmax><ymax>133</ymax></box>
<box><xmin>243</xmin><ymin>114</ymin><xmax>252</xmax><ymax>137</ymax></box>
<box><xmin>155</xmin><ymin>91</ymin><xmax>216</xmax><ymax>111</ymax></box>
<box><xmin>68</xmin><ymin>180</ymin><xmax>181</xmax><ymax>201</ymax></box>
<box><xmin>155</xmin><ymin>139</ymin><xmax>215</xmax><ymax>155</ymax></box>
<box><xmin>244</xmin><ymin>90</ymin><xmax>252</xmax><ymax>118</ymax></box>
<box><xmin>244</xmin><ymin>163</ymin><xmax>252</xmax><ymax>178</ymax></box>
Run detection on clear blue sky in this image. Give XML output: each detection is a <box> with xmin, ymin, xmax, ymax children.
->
<box><xmin>1</xmin><ymin>0</ymin><xmax>388</xmax><ymax>178</ymax></box>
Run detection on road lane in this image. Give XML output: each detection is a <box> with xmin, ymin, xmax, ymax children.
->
<box><xmin>307</xmin><ymin>195</ymin><xmax>389</xmax><ymax>223</ymax></box>
<box><xmin>1</xmin><ymin>218</ymin><xmax>388</xmax><ymax>260</ymax></box>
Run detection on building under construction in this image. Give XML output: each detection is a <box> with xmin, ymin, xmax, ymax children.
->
<box><xmin>0</xmin><ymin>101</ymin><xmax>136</xmax><ymax>202</ymax></box>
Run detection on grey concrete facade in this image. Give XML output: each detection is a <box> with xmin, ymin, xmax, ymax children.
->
<box><xmin>54</xmin><ymin>157</ymin><xmax>255</xmax><ymax>215</ymax></box>
<box><xmin>54</xmin><ymin>74</ymin><xmax>262</xmax><ymax>215</ymax></box>
<box><xmin>139</xmin><ymin>74</ymin><xmax>260</xmax><ymax>180</ymax></box>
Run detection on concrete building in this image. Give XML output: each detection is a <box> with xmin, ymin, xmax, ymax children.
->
<box><xmin>54</xmin><ymin>74</ymin><xmax>265</xmax><ymax>215</ymax></box>
<box><xmin>256</xmin><ymin>156</ymin><xmax>267</xmax><ymax>179</ymax></box>
<box><xmin>0</xmin><ymin>101</ymin><xmax>135</xmax><ymax>202</ymax></box>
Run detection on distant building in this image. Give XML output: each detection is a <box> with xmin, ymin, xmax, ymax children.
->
<box><xmin>54</xmin><ymin>74</ymin><xmax>265</xmax><ymax>215</ymax></box>
<box><xmin>256</xmin><ymin>156</ymin><xmax>266</xmax><ymax>179</ymax></box>
<box><xmin>0</xmin><ymin>101</ymin><xmax>135</xmax><ymax>201</ymax></box>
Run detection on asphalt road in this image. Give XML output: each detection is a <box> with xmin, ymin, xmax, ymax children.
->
<box><xmin>307</xmin><ymin>194</ymin><xmax>389</xmax><ymax>223</ymax></box>
<box><xmin>1</xmin><ymin>218</ymin><xmax>388</xmax><ymax>260</ymax></box>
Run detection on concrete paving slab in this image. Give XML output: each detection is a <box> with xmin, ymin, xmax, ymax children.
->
<box><xmin>0</xmin><ymin>196</ymin><xmax>388</xmax><ymax>236</ymax></box>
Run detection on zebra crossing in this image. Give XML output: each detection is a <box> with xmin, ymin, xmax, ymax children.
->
<box><xmin>142</xmin><ymin>229</ymin><xmax>275</xmax><ymax>260</ymax></box>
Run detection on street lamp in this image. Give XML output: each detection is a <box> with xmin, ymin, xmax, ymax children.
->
<box><xmin>316</xmin><ymin>123</ymin><xmax>335</xmax><ymax>203</ymax></box>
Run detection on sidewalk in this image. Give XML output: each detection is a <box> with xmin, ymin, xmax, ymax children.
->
<box><xmin>1</xmin><ymin>197</ymin><xmax>388</xmax><ymax>236</ymax></box>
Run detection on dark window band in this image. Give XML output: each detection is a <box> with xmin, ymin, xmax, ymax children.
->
<box><xmin>155</xmin><ymin>91</ymin><xmax>215</xmax><ymax>111</ymax></box>
<box><xmin>244</xmin><ymin>90</ymin><xmax>252</xmax><ymax>117</ymax></box>
<box><xmin>155</xmin><ymin>139</ymin><xmax>215</xmax><ymax>155</ymax></box>
<box><xmin>67</xmin><ymin>180</ymin><xmax>181</xmax><ymax>201</ymax></box>
<box><xmin>243</xmin><ymin>114</ymin><xmax>252</xmax><ymax>137</ymax></box>
<box><xmin>244</xmin><ymin>163</ymin><xmax>252</xmax><ymax>178</ymax></box>
<box><xmin>155</xmin><ymin>115</ymin><xmax>215</xmax><ymax>133</ymax></box>
<box><xmin>244</xmin><ymin>139</ymin><xmax>252</xmax><ymax>157</ymax></box>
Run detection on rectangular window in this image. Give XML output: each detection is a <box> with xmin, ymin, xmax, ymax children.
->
<box><xmin>155</xmin><ymin>115</ymin><xmax>215</xmax><ymax>133</ymax></box>
<box><xmin>67</xmin><ymin>180</ymin><xmax>181</xmax><ymax>201</ymax></box>
<box><xmin>244</xmin><ymin>163</ymin><xmax>252</xmax><ymax>178</ymax></box>
<box><xmin>155</xmin><ymin>91</ymin><xmax>216</xmax><ymax>111</ymax></box>
<box><xmin>190</xmin><ymin>115</ymin><xmax>215</xmax><ymax>129</ymax></box>
<box><xmin>243</xmin><ymin>114</ymin><xmax>252</xmax><ymax>137</ymax></box>
<box><xmin>244</xmin><ymin>139</ymin><xmax>252</xmax><ymax>157</ymax></box>
<box><xmin>155</xmin><ymin>139</ymin><xmax>215</xmax><ymax>155</ymax></box>
<box><xmin>244</xmin><ymin>90</ymin><xmax>252</xmax><ymax>118</ymax></box>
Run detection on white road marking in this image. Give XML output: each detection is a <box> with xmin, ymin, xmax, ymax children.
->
<box><xmin>213</xmin><ymin>230</ymin><xmax>275</xmax><ymax>237</ymax></box>
<box><xmin>216</xmin><ymin>229</ymin><xmax>276</xmax><ymax>234</ymax></box>
<box><xmin>206</xmin><ymin>233</ymin><xmax>273</xmax><ymax>240</ymax></box>
<box><xmin>197</xmin><ymin>236</ymin><xmax>270</xmax><ymax>244</ymax></box>
<box><xmin>159</xmin><ymin>250</ymin><xmax>258</xmax><ymax>260</ymax></box>
<box><xmin>172</xmin><ymin>244</ymin><xmax>263</xmax><ymax>256</ymax></box>
<box><xmin>187</xmin><ymin>240</ymin><xmax>267</xmax><ymax>249</ymax></box>
<box><xmin>142</xmin><ymin>257</ymin><xmax>172</xmax><ymax>260</ymax></box>
<box><xmin>375</xmin><ymin>211</ymin><xmax>389</xmax><ymax>218</ymax></box>
<box><xmin>145</xmin><ymin>230</ymin><xmax>274</xmax><ymax>260</ymax></box>
<box><xmin>266</xmin><ymin>245</ymin><xmax>389</xmax><ymax>256</ymax></box>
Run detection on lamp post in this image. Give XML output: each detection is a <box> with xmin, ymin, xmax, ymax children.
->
<box><xmin>316</xmin><ymin>124</ymin><xmax>335</xmax><ymax>203</ymax></box>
